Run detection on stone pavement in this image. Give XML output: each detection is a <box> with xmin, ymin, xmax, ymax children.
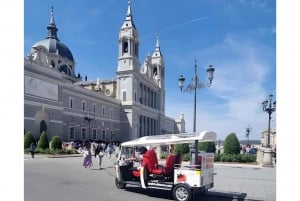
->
<box><xmin>211</xmin><ymin>163</ymin><xmax>276</xmax><ymax>201</ymax></box>
<box><xmin>24</xmin><ymin>154</ymin><xmax>276</xmax><ymax>201</ymax></box>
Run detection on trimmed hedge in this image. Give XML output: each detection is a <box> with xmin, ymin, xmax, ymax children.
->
<box><xmin>24</xmin><ymin>148</ymin><xmax>78</xmax><ymax>155</ymax></box>
<box><xmin>50</xmin><ymin>136</ymin><xmax>62</xmax><ymax>150</ymax></box>
<box><xmin>24</xmin><ymin>131</ymin><xmax>35</xmax><ymax>149</ymax></box>
<box><xmin>214</xmin><ymin>153</ymin><xmax>256</xmax><ymax>163</ymax></box>
<box><xmin>224</xmin><ymin>133</ymin><xmax>240</xmax><ymax>155</ymax></box>
<box><xmin>38</xmin><ymin>131</ymin><xmax>49</xmax><ymax>149</ymax></box>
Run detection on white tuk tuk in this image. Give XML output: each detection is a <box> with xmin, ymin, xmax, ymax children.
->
<box><xmin>114</xmin><ymin>131</ymin><xmax>217</xmax><ymax>201</ymax></box>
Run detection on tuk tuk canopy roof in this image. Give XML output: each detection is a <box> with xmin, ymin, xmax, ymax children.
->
<box><xmin>121</xmin><ymin>131</ymin><xmax>217</xmax><ymax>147</ymax></box>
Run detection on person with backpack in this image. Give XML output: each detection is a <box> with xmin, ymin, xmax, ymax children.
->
<box><xmin>29</xmin><ymin>142</ymin><xmax>36</xmax><ymax>158</ymax></box>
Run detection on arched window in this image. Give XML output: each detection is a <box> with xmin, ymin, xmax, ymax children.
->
<box><xmin>153</xmin><ymin>66</ymin><xmax>158</xmax><ymax>78</ymax></box>
<box><xmin>40</xmin><ymin>120</ymin><xmax>47</xmax><ymax>134</ymax></box>
<box><xmin>51</xmin><ymin>60</ymin><xmax>55</xmax><ymax>68</ymax></box>
<box><xmin>123</xmin><ymin>41</ymin><xmax>128</xmax><ymax>53</ymax></box>
<box><xmin>59</xmin><ymin>64</ymin><xmax>68</xmax><ymax>74</ymax></box>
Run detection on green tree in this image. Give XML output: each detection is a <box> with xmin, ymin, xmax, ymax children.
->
<box><xmin>199</xmin><ymin>141</ymin><xmax>216</xmax><ymax>153</ymax></box>
<box><xmin>174</xmin><ymin>143</ymin><xmax>190</xmax><ymax>154</ymax></box>
<box><xmin>223</xmin><ymin>133</ymin><xmax>240</xmax><ymax>154</ymax></box>
<box><xmin>50</xmin><ymin>135</ymin><xmax>62</xmax><ymax>150</ymax></box>
<box><xmin>24</xmin><ymin>131</ymin><xmax>35</xmax><ymax>149</ymax></box>
<box><xmin>38</xmin><ymin>131</ymin><xmax>49</xmax><ymax>149</ymax></box>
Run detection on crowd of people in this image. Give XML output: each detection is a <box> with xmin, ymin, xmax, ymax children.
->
<box><xmin>77</xmin><ymin>141</ymin><xmax>119</xmax><ymax>170</ymax></box>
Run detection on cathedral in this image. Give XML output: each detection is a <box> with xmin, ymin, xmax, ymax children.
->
<box><xmin>24</xmin><ymin>1</ymin><xmax>185</xmax><ymax>142</ymax></box>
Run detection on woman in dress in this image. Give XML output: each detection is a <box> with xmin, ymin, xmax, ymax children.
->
<box><xmin>82</xmin><ymin>143</ymin><xmax>93</xmax><ymax>168</ymax></box>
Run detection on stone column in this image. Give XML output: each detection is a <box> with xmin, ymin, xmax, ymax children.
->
<box><xmin>262</xmin><ymin>147</ymin><xmax>273</xmax><ymax>167</ymax></box>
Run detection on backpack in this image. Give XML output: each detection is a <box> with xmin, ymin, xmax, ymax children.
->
<box><xmin>95</xmin><ymin>145</ymin><xmax>100</xmax><ymax>156</ymax></box>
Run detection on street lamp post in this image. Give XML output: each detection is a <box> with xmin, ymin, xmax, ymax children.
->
<box><xmin>261</xmin><ymin>94</ymin><xmax>276</xmax><ymax>167</ymax></box>
<box><xmin>245</xmin><ymin>125</ymin><xmax>252</xmax><ymax>144</ymax></box>
<box><xmin>178</xmin><ymin>59</ymin><xmax>215</xmax><ymax>165</ymax></box>
<box><xmin>84</xmin><ymin>110</ymin><xmax>93</xmax><ymax>142</ymax></box>
<box><xmin>262</xmin><ymin>94</ymin><xmax>276</xmax><ymax>148</ymax></box>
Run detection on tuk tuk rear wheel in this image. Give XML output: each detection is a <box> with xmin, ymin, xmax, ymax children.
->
<box><xmin>173</xmin><ymin>184</ymin><xmax>192</xmax><ymax>201</ymax></box>
<box><xmin>115</xmin><ymin>177</ymin><xmax>126</xmax><ymax>189</ymax></box>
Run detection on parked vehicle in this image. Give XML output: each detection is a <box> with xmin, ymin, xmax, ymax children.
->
<box><xmin>114</xmin><ymin>131</ymin><xmax>217</xmax><ymax>201</ymax></box>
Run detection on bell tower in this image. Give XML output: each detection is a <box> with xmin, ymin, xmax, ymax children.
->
<box><xmin>151</xmin><ymin>35</ymin><xmax>165</xmax><ymax>114</ymax></box>
<box><xmin>117</xmin><ymin>0</ymin><xmax>140</xmax><ymax>72</ymax></box>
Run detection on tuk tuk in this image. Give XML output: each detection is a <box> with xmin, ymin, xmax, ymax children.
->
<box><xmin>114</xmin><ymin>131</ymin><xmax>217</xmax><ymax>201</ymax></box>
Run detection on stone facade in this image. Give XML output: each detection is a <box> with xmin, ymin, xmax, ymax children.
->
<box><xmin>24</xmin><ymin>2</ymin><xmax>185</xmax><ymax>143</ymax></box>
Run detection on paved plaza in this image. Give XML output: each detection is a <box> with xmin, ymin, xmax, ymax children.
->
<box><xmin>24</xmin><ymin>154</ymin><xmax>276</xmax><ymax>201</ymax></box>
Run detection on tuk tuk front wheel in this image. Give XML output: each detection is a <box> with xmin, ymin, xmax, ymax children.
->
<box><xmin>115</xmin><ymin>177</ymin><xmax>126</xmax><ymax>189</ymax></box>
<box><xmin>173</xmin><ymin>184</ymin><xmax>192</xmax><ymax>201</ymax></box>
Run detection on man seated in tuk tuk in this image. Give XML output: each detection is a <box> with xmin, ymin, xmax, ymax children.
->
<box><xmin>124</xmin><ymin>146</ymin><xmax>148</xmax><ymax>170</ymax></box>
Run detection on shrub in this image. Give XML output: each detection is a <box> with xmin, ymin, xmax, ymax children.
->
<box><xmin>240</xmin><ymin>154</ymin><xmax>248</xmax><ymax>163</ymax></box>
<box><xmin>51</xmin><ymin>136</ymin><xmax>62</xmax><ymax>150</ymax></box>
<box><xmin>24</xmin><ymin>148</ymin><xmax>30</xmax><ymax>154</ymax></box>
<box><xmin>160</xmin><ymin>152</ymin><xmax>167</xmax><ymax>159</ymax></box>
<box><xmin>61</xmin><ymin>149</ymin><xmax>78</xmax><ymax>154</ymax></box>
<box><xmin>214</xmin><ymin>153</ymin><xmax>257</xmax><ymax>163</ymax></box>
<box><xmin>223</xmin><ymin>133</ymin><xmax>240</xmax><ymax>155</ymax></box>
<box><xmin>38</xmin><ymin>131</ymin><xmax>49</xmax><ymax>149</ymax></box>
<box><xmin>214</xmin><ymin>153</ymin><xmax>221</xmax><ymax>162</ymax></box>
<box><xmin>199</xmin><ymin>141</ymin><xmax>216</xmax><ymax>153</ymax></box>
<box><xmin>220</xmin><ymin>154</ymin><xmax>229</xmax><ymax>162</ymax></box>
<box><xmin>183</xmin><ymin>153</ymin><xmax>191</xmax><ymax>161</ymax></box>
<box><xmin>24</xmin><ymin>131</ymin><xmax>35</xmax><ymax>149</ymax></box>
<box><xmin>174</xmin><ymin>143</ymin><xmax>190</xmax><ymax>155</ymax></box>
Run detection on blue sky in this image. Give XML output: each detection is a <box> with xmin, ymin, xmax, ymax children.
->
<box><xmin>23</xmin><ymin>0</ymin><xmax>276</xmax><ymax>141</ymax></box>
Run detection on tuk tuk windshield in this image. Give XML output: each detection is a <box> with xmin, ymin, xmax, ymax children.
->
<box><xmin>119</xmin><ymin>146</ymin><xmax>135</xmax><ymax>160</ymax></box>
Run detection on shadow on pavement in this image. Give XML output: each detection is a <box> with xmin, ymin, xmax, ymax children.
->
<box><xmin>124</xmin><ymin>186</ymin><xmax>253</xmax><ymax>201</ymax></box>
<box><xmin>125</xmin><ymin>187</ymin><xmax>173</xmax><ymax>200</ymax></box>
<box><xmin>204</xmin><ymin>191</ymin><xmax>250</xmax><ymax>201</ymax></box>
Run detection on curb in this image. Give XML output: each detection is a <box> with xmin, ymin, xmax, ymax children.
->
<box><xmin>214</xmin><ymin>162</ymin><xmax>262</xmax><ymax>168</ymax></box>
<box><xmin>47</xmin><ymin>154</ymin><xmax>82</xmax><ymax>158</ymax></box>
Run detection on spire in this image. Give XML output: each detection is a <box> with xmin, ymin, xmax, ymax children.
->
<box><xmin>122</xmin><ymin>0</ymin><xmax>136</xmax><ymax>29</ymax></box>
<box><xmin>46</xmin><ymin>6</ymin><xmax>59</xmax><ymax>40</ymax></box>
<box><xmin>152</xmin><ymin>34</ymin><xmax>162</xmax><ymax>57</ymax></box>
<box><xmin>50</xmin><ymin>6</ymin><xmax>55</xmax><ymax>24</ymax></box>
<box><xmin>127</xmin><ymin>0</ymin><xmax>132</xmax><ymax>17</ymax></box>
<box><xmin>155</xmin><ymin>34</ymin><xmax>160</xmax><ymax>52</ymax></box>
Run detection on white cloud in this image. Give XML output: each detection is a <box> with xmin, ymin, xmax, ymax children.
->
<box><xmin>165</xmin><ymin>33</ymin><xmax>275</xmax><ymax>140</ymax></box>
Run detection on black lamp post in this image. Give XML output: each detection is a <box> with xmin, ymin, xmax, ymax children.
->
<box><xmin>84</xmin><ymin>110</ymin><xmax>93</xmax><ymax>142</ymax></box>
<box><xmin>245</xmin><ymin>125</ymin><xmax>252</xmax><ymax>144</ymax></box>
<box><xmin>178</xmin><ymin>59</ymin><xmax>215</xmax><ymax>165</ymax></box>
<box><xmin>262</xmin><ymin>94</ymin><xmax>276</xmax><ymax>148</ymax></box>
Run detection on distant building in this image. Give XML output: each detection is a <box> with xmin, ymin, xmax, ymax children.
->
<box><xmin>24</xmin><ymin>2</ymin><xmax>185</xmax><ymax>142</ymax></box>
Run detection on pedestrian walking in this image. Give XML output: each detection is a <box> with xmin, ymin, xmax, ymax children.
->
<box><xmin>30</xmin><ymin>142</ymin><xmax>36</xmax><ymax>158</ymax></box>
<box><xmin>91</xmin><ymin>141</ymin><xmax>97</xmax><ymax>158</ymax></box>
<box><xmin>82</xmin><ymin>143</ymin><xmax>93</xmax><ymax>168</ymax></box>
<box><xmin>96</xmin><ymin>144</ymin><xmax>105</xmax><ymax>169</ymax></box>
<box><xmin>107</xmin><ymin>142</ymin><xmax>114</xmax><ymax>159</ymax></box>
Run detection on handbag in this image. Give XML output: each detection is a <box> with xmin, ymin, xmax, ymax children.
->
<box><xmin>99</xmin><ymin>151</ymin><xmax>104</xmax><ymax>156</ymax></box>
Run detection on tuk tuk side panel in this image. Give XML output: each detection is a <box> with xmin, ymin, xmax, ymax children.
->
<box><xmin>201</xmin><ymin>153</ymin><xmax>214</xmax><ymax>187</ymax></box>
<box><xmin>174</xmin><ymin>168</ymin><xmax>202</xmax><ymax>187</ymax></box>
<box><xmin>173</xmin><ymin>152</ymin><xmax>214</xmax><ymax>188</ymax></box>
<box><xmin>116</xmin><ymin>165</ymin><xmax>121</xmax><ymax>181</ymax></box>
